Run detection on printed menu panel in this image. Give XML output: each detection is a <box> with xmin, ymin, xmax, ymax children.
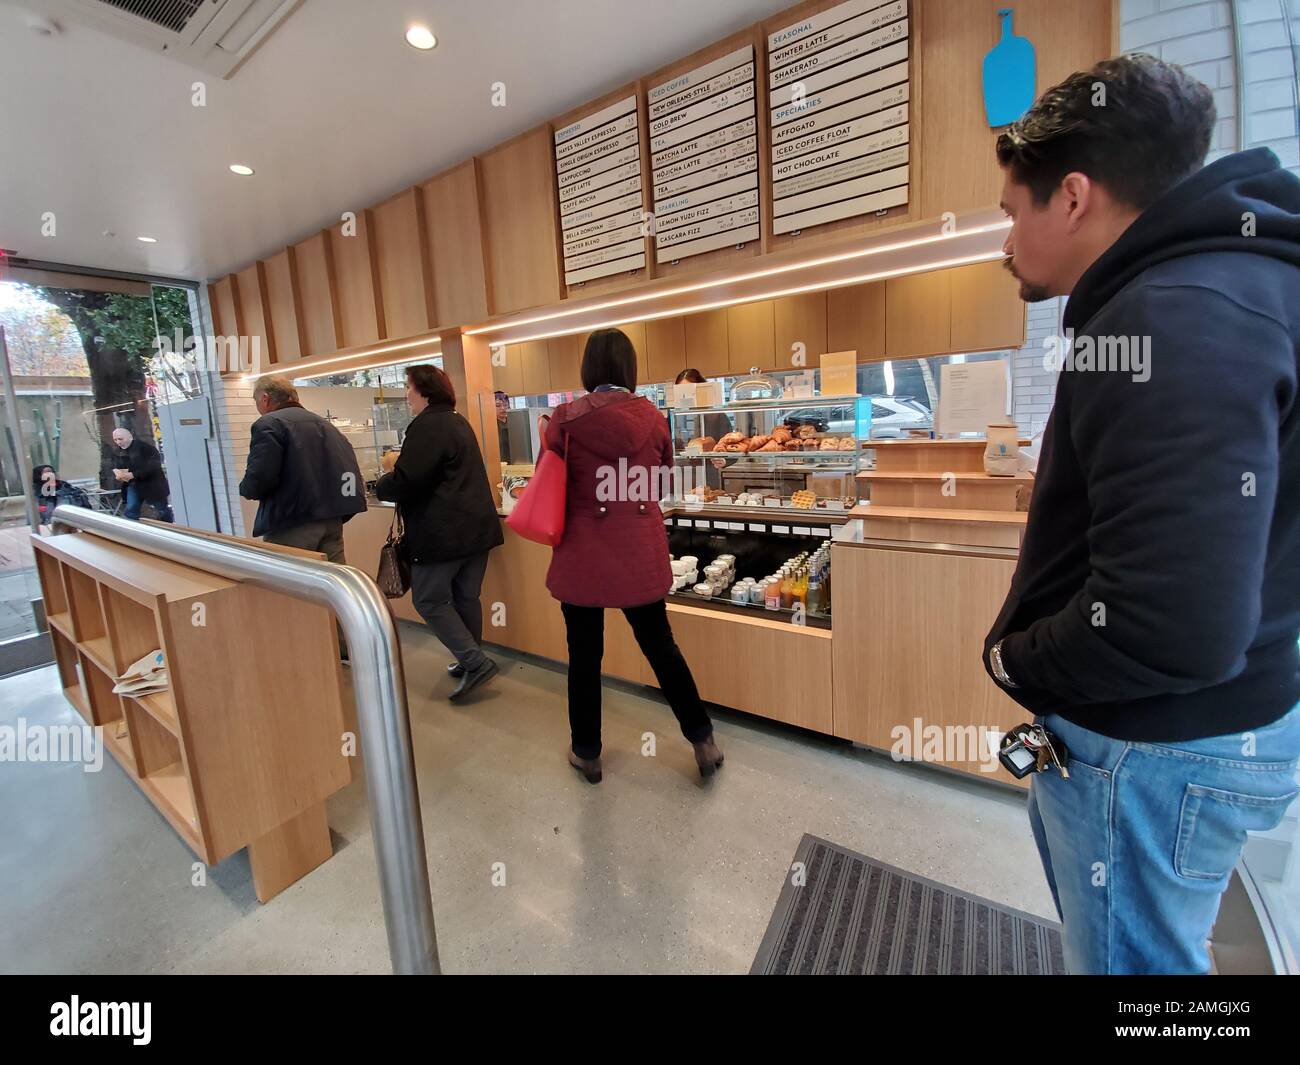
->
<box><xmin>555</xmin><ymin>95</ymin><xmax>647</xmax><ymax>285</ymax></box>
<box><xmin>649</xmin><ymin>46</ymin><xmax>760</xmax><ymax>263</ymax></box>
<box><xmin>767</xmin><ymin>0</ymin><xmax>911</xmax><ymax>235</ymax></box>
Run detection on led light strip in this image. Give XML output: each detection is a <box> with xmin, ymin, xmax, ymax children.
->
<box><xmin>491</xmin><ymin>248</ymin><xmax>1006</xmax><ymax>347</ymax></box>
<box><xmin>466</xmin><ymin>220</ymin><xmax>1010</xmax><ymax>337</ymax></box>
<box><xmin>243</xmin><ymin>337</ymin><xmax>441</xmax><ymax>381</ymax></box>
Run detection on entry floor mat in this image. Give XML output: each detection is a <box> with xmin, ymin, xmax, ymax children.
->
<box><xmin>751</xmin><ymin>834</ymin><xmax>1065</xmax><ymax>974</ymax></box>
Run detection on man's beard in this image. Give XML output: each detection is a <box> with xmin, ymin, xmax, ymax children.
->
<box><xmin>1003</xmin><ymin>255</ymin><xmax>1052</xmax><ymax>304</ymax></box>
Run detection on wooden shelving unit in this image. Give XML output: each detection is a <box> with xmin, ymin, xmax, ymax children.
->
<box><xmin>855</xmin><ymin>440</ymin><xmax>1031</xmax><ymax>548</ymax></box>
<box><xmin>31</xmin><ymin>529</ymin><xmax>351</xmax><ymax>902</ymax></box>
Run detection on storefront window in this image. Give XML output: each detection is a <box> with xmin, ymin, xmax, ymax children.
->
<box><xmin>0</xmin><ymin>270</ymin><xmax>214</xmax><ymax>670</ymax></box>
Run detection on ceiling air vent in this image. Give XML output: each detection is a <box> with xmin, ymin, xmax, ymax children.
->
<box><xmin>97</xmin><ymin>0</ymin><xmax>207</xmax><ymax>35</ymax></box>
<box><xmin>41</xmin><ymin>0</ymin><xmax>302</xmax><ymax>78</ymax></box>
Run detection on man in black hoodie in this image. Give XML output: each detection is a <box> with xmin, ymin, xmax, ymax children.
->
<box><xmin>985</xmin><ymin>54</ymin><xmax>1299</xmax><ymax>974</ymax></box>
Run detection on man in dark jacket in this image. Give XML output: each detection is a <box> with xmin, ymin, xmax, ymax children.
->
<box><xmin>110</xmin><ymin>427</ymin><xmax>173</xmax><ymax>522</ymax></box>
<box><xmin>375</xmin><ymin>364</ymin><xmax>503</xmax><ymax>700</ymax></box>
<box><xmin>985</xmin><ymin>54</ymin><xmax>1299</xmax><ymax>974</ymax></box>
<box><xmin>239</xmin><ymin>376</ymin><xmax>366</xmax><ymax>561</ymax></box>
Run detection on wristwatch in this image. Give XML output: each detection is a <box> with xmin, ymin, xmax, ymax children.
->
<box><xmin>989</xmin><ymin>639</ymin><xmax>1018</xmax><ymax>688</ymax></box>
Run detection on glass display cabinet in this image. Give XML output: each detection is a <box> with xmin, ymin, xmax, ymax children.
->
<box><xmin>665</xmin><ymin>395</ymin><xmax>864</xmax><ymax>516</ymax></box>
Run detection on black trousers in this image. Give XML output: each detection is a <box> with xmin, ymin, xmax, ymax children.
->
<box><xmin>560</xmin><ymin>599</ymin><xmax>713</xmax><ymax>760</ymax></box>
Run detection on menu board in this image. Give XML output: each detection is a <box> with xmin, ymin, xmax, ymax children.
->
<box><xmin>767</xmin><ymin>0</ymin><xmax>910</xmax><ymax>235</ymax></box>
<box><xmin>649</xmin><ymin>45</ymin><xmax>760</xmax><ymax>263</ymax></box>
<box><xmin>555</xmin><ymin>95</ymin><xmax>647</xmax><ymax>285</ymax></box>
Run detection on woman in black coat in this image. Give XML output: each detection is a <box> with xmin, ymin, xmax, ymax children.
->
<box><xmin>375</xmin><ymin>365</ymin><xmax>504</xmax><ymax>701</ymax></box>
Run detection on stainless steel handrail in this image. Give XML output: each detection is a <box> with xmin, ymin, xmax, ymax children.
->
<box><xmin>50</xmin><ymin>505</ymin><xmax>439</xmax><ymax>975</ymax></box>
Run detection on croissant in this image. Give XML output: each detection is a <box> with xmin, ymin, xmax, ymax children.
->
<box><xmin>771</xmin><ymin>427</ymin><xmax>794</xmax><ymax>443</ymax></box>
<box><xmin>746</xmin><ymin>434</ymin><xmax>772</xmax><ymax>452</ymax></box>
<box><xmin>757</xmin><ymin>440</ymin><xmax>782</xmax><ymax>452</ymax></box>
<box><xmin>718</xmin><ymin>431</ymin><xmax>746</xmax><ymax>446</ymax></box>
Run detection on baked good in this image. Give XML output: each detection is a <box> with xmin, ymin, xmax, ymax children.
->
<box><xmin>757</xmin><ymin>440</ymin><xmax>782</xmax><ymax>452</ymax></box>
<box><xmin>838</xmin><ymin>438</ymin><xmax>857</xmax><ymax>451</ymax></box>
<box><xmin>722</xmin><ymin>442</ymin><xmax>746</xmax><ymax>452</ymax></box>
<box><xmin>781</xmin><ymin>441</ymin><xmax>802</xmax><ymax>451</ymax></box>
<box><xmin>791</xmin><ymin>489</ymin><xmax>816</xmax><ymax>509</ymax></box>
<box><xmin>686</xmin><ymin>436</ymin><xmax>716</xmax><ymax>453</ymax></box>
<box><xmin>819</xmin><ymin>438</ymin><xmax>839</xmax><ymax>450</ymax></box>
<box><xmin>771</xmin><ymin>427</ymin><xmax>794</xmax><ymax>444</ymax></box>
<box><xmin>746</xmin><ymin>434</ymin><xmax>772</xmax><ymax>452</ymax></box>
<box><xmin>797</xmin><ymin>424</ymin><xmax>817</xmax><ymax>440</ymax></box>
<box><xmin>718</xmin><ymin>431</ymin><xmax>746</xmax><ymax>447</ymax></box>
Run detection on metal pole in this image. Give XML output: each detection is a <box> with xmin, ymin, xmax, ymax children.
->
<box><xmin>50</xmin><ymin>505</ymin><xmax>440</xmax><ymax>974</ymax></box>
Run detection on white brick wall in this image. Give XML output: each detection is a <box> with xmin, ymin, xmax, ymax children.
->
<box><xmin>1011</xmin><ymin>297</ymin><xmax>1066</xmax><ymax>438</ymax></box>
<box><xmin>1121</xmin><ymin>0</ymin><xmax>1300</xmax><ymax>174</ymax></box>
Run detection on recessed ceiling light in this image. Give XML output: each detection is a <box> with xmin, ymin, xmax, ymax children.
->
<box><xmin>405</xmin><ymin>25</ymin><xmax>436</xmax><ymax>50</ymax></box>
<box><xmin>137</xmin><ymin>236</ymin><xmax>158</xmax><ymax>243</ymax></box>
<box><xmin>229</xmin><ymin>163</ymin><xmax>254</xmax><ymax>176</ymax></box>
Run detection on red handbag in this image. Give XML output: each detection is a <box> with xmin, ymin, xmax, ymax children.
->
<box><xmin>506</xmin><ymin>415</ymin><xmax>567</xmax><ymax>546</ymax></box>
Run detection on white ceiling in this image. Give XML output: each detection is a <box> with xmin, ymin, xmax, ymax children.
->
<box><xmin>0</xmin><ymin>0</ymin><xmax>790</xmax><ymax>282</ymax></box>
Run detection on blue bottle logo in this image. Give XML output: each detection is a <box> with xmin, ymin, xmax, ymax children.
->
<box><xmin>982</xmin><ymin>8</ymin><xmax>1036</xmax><ymax>129</ymax></box>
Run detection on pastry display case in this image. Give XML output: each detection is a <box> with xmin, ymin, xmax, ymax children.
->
<box><xmin>666</xmin><ymin>395</ymin><xmax>864</xmax><ymax>517</ymax></box>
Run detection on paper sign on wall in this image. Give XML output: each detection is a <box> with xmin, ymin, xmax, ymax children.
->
<box><xmin>820</xmin><ymin>350</ymin><xmax>857</xmax><ymax>396</ymax></box>
<box><xmin>935</xmin><ymin>360</ymin><xmax>1009</xmax><ymax>435</ymax></box>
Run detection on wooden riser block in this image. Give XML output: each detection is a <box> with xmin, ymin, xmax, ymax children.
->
<box><xmin>248</xmin><ymin>802</ymin><xmax>333</xmax><ymax>903</ymax></box>
<box><xmin>860</xmin><ymin>517</ymin><xmax>1023</xmax><ymax>549</ymax></box>
<box><xmin>869</xmin><ymin>480</ymin><xmax>1024</xmax><ymax>510</ymax></box>
<box><xmin>870</xmin><ymin>443</ymin><xmax>988</xmax><ymax>474</ymax></box>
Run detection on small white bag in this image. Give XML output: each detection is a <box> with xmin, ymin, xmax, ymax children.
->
<box><xmin>984</xmin><ymin>422</ymin><xmax>1020</xmax><ymax>477</ymax></box>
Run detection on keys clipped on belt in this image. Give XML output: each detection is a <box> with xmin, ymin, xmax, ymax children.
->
<box><xmin>999</xmin><ymin>723</ymin><xmax>1071</xmax><ymax>780</ymax></box>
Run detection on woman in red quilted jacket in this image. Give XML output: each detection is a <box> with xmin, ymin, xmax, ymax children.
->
<box><xmin>544</xmin><ymin>328</ymin><xmax>723</xmax><ymax>784</ymax></box>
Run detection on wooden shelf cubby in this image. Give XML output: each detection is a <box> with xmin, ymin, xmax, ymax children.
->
<box><xmin>31</xmin><ymin>528</ymin><xmax>351</xmax><ymax>902</ymax></box>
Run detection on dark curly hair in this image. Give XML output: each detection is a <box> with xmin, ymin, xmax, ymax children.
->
<box><xmin>996</xmin><ymin>53</ymin><xmax>1215</xmax><ymax>209</ymax></box>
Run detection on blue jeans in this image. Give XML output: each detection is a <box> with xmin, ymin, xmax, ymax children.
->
<box><xmin>1029</xmin><ymin>703</ymin><xmax>1300</xmax><ymax>974</ymax></box>
<box><xmin>124</xmin><ymin>483</ymin><xmax>173</xmax><ymax>523</ymax></box>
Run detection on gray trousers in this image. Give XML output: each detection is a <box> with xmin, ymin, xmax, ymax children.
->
<box><xmin>410</xmin><ymin>551</ymin><xmax>491</xmax><ymax>671</ymax></box>
<box><xmin>265</xmin><ymin>518</ymin><xmax>347</xmax><ymax>653</ymax></box>
<box><xmin>264</xmin><ymin>517</ymin><xmax>347</xmax><ymax>563</ymax></box>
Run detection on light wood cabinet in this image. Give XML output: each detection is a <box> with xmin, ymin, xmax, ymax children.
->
<box><xmin>234</xmin><ymin>262</ymin><xmax>274</xmax><ymax>370</ymax></box>
<box><xmin>682</xmin><ymin>309</ymin><xmax>729</xmax><ymax>378</ymax></box>
<box><xmin>33</xmin><ymin>531</ymin><xmax>351</xmax><ymax>899</ymax></box>
<box><xmin>547</xmin><ymin>334</ymin><xmax>583</xmax><ymax>393</ymax></box>
<box><xmin>491</xmin><ymin>341</ymin><xmax>523</xmax><ymax>396</ymax></box>
<box><xmin>646</xmin><ymin>316</ymin><xmax>687</xmax><ymax>385</ymax></box>
<box><xmin>372</xmin><ymin>188</ymin><xmax>434</xmax><ymax>341</ymax></box>
<box><xmin>827</xmin><ymin>281</ymin><xmax>886</xmax><ymax>363</ymax></box>
<box><xmin>291</xmin><ymin>232</ymin><xmax>341</xmax><ymax>356</ymax></box>
<box><xmin>830</xmin><ymin>541</ymin><xmax>1026</xmax><ymax>786</ymax></box>
<box><xmin>885</xmin><ymin>270</ymin><xmax>952</xmax><ymax>357</ymax></box>
<box><xmin>478</xmin><ymin>126</ymin><xmax>564</xmax><ymax>315</ymax></box>
<box><xmin>262</xmin><ymin>249</ymin><xmax>304</xmax><ymax>366</ymax></box>
<box><xmin>421</xmin><ymin>160</ymin><xmax>490</xmax><ymax>327</ymax></box>
<box><xmin>328</xmin><ymin>210</ymin><xmax>383</xmax><ymax>347</ymax></box>
<box><xmin>774</xmin><ymin>292</ymin><xmax>828</xmax><ymax>370</ymax></box>
<box><xmin>949</xmin><ymin>260</ymin><xmax>1026</xmax><ymax>352</ymax></box>
<box><xmin>510</xmin><ymin>340</ymin><xmax>551</xmax><ymax>396</ymax></box>
<box><xmin>727</xmin><ymin>300</ymin><xmax>775</xmax><ymax>373</ymax></box>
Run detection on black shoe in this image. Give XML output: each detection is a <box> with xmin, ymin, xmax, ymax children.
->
<box><xmin>449</xmin><ymin>658</ymin><xmax>499</xmax><ymax>701</ymax></box>
<box><xmin>447</xmin><ymin>661</ymin><xmax>465</xmax><ymax>678</ymax></box>
<box><xmin>692</xmin><ymin>735</ymin><xmax>725</xmax><ymax>778</ymax></box>
<box><xmin>568</xmin><ymin>749</ymin><xmax>602</xmax><ymax>784</ymax></box>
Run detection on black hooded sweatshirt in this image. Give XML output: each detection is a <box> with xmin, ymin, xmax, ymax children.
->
<box><xmin>984</xmin><ymin>148</ymin><xmax>1300</xmax><ymax>742</ymax></box>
